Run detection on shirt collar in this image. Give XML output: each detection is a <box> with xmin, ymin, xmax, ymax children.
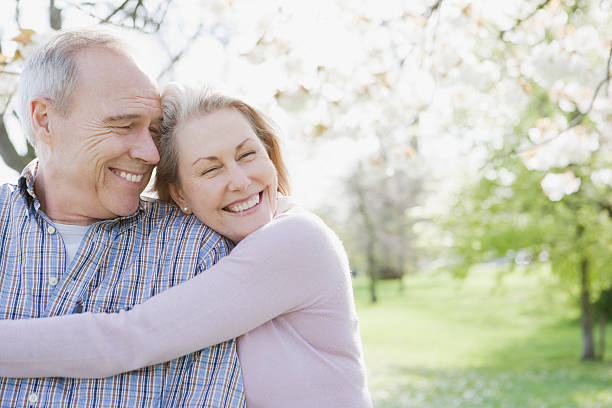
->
<box><xmin>18</xmin><ymin>159</ymin><xmax>42</xmax><ymax>213</ymax></box>
<box><xmin>18</xmin><ymin>158</ymin><xmax>147</xmax><ymax>228</ymax></box>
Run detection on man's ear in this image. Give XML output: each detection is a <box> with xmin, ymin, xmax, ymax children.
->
<box><xmin>30</xmin><ymin>97</ymin><xmax>54</xmax><ymax>146</ymax></box>
<box><xmin>169</xmin><ymin>183</ymin><xmax>192</xmax><ymax>214</ymax></box>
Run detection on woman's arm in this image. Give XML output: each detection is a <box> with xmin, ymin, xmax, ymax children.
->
<box><xmin>0</xmin><ymin>210</ymin><xmax>349</xmax><ymax>378</ymax></box>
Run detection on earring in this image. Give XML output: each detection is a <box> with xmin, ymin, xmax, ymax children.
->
<box><xmin>183</xmin><ymin>207</ymin><xmax>189</xmax><ymax>212</ymax></box>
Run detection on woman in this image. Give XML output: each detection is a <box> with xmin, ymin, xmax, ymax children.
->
<box><xmin>0</xmin><ymin>84</ymin><xmax>372</xmax><ymax>408</ymax></box>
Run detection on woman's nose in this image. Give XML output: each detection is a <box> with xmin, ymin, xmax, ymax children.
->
<box><xmin>227</xmin><ymin>165</ymin><xmax>250</xmax><ymax>191</ymax></box>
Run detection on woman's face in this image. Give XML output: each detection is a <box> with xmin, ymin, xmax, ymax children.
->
<box><xmin>170</xmin><ymin>108</ymin><xmax>278</xmax><ymax>242</ymax></box>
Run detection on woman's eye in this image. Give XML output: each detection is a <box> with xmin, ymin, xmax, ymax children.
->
<box><xmin>202</xmin><ymin>167</ymin><xmax>220</xmax><ymax>176</ymax></box>
<box><xmin>239</xmin><ymin>151</ymin><xmax>256</xmax><ymax>160</ymax></box>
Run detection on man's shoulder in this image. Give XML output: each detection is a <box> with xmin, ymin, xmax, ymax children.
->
<box><xmin>139</xmin><ymin>197</ymin><xmax>204</xmax><ymax>228</ymax></box>
<box><xmin>0</xmin><ymin>181</ymin><xmax>21</xmax><ymax>197</ymax></box>
<box><xmin>136</xmin><ymin>197</ymin><xmax>231</xmax><ymax>267</ymax></box>
<box><xmin>0</xmin><ymin>181</ymin><xmax>27</xmax><ymax>212</ymax></box>
<box><xmin>137</xmin><ymin>197</ymin><xmax>226</xmax><ymax>242</ymax></box>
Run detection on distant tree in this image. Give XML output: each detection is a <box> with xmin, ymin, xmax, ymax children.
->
<box><xmin>344</xmin><ymin>145</ymin><xmax>425</xmax><ymax>302</ymax></box>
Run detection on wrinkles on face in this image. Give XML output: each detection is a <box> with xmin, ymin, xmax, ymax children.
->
<box><xmin>118</xmin><ymin>94</ymin><xmax>162</xmax><ymax>112</ymax></box>
<box><xmin>71</xmin><ymin>116</ymin><xmax>155</xmax><ymax>187</ymax></box>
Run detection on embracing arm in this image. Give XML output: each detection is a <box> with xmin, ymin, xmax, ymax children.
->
<box><xmin>0</xmin><ymin>210</ymin><xmax>347</xmax><ymax>378</ymax></box>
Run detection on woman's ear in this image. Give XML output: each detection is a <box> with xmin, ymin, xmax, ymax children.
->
<box><xmin>30</xmin><ymin>98</ymin><xmax>53</xmax><ymax>146</ymax></box>
<box><xmin>169</xmin><ymin>183</ymin><xmax>192</xmax><ymax>215</ymax></box>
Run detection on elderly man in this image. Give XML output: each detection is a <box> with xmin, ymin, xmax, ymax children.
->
<box><xmin>0</xmin><ymin>29</ymin><xmax>245</xmax><ymax>407</ymax></box>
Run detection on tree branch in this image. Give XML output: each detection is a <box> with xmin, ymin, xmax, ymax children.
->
<box><xmin>131</xmin><ymin>0</ymin><xmax>144</xmax><ymax>28</ymax></box>
<box><xmin>156</xmin><ymin>23</ymin><xmax>204</xmax><ymax>81</ymax></box>
<box><xmin>500</xmin><ymin>0</ymin><xmax>551</xmax><ymax>40</ymax></box>
<box><xmin>49</xmin><ymin>0</ymin><xmax>62</xmax><ymax>30</ymax></box>
<box><xmin>423</xmin><ymin>0</ymin><xmax>444</xmax><ymax>19</ymax></box>
<box><xmin>485</xmin><ymin>45</ymin><xmax>612</xmax><ymax>167</ymax></box>
<box><xmin>66</xmin><ymin>0</ymin><xmax>169</xmax><ymax>34</ymax></box>
<box><xmin>101</xmin><ymin>0</ymin><xmax>130</xmax><ymax>23</ymax></box>
<box><xmin>150</xmin><ymin>0</ymin><xmax>172</xmax><ymax>32</ymax></box>
<box><xmin>15</xmin><ymin>0</ymin><xmax>23</xmax><ymax>29</ymax></box>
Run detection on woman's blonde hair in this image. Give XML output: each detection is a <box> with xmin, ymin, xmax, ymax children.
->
<box><xmin>155</xmin><ymin>83</ymin><xmax>290</xmax><ymax>203</ymax></box>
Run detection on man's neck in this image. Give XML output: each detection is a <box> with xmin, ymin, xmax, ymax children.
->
<box><xmin>34</xmin><ymin>165</ymin><xmax>100</xmax><ymax>226</ymax></box>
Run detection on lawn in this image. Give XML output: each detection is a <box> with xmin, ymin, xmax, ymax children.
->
<box><xmin>354</xmin><ymin>266</ymin><xmax>612</xmax><ymax>408</ymax></box>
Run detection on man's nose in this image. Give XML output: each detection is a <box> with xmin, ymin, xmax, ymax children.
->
<box><xmin>129</xmin><ymin>127</ymin><xmax>160</xmax><ymax>165</ymax></box>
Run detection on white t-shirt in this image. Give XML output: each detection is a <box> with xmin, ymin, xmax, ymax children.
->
<box><xmin>53</xmin><ymin>223</ymin><xmax>90</xmax><ymax>265</ymax></box>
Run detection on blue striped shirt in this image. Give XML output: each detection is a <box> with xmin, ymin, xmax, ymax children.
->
<box><xmin>0</xmin><ymin>161</ymin><xmax>245</xmax><ymax>407</ymax></box>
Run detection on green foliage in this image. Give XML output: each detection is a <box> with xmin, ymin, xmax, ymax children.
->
<box><xmin>448</xmin><ymin>153</ymin><xmax>612</xmax><ymax>300</ymax></box>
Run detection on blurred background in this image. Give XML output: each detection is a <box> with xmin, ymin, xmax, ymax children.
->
<box><xmin>1</xmin><ymin>0</ymin><xmax>611</xmax><ymax>406</ymax></box>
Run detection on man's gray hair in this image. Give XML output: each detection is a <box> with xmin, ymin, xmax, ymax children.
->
<box><xmin>17</xmin><ymin>28</ymin><xmax>129</xmax><ymax>146</ymax></box>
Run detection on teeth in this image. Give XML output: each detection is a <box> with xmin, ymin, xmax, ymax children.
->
<box><xmin>227</xmin><ymin>194</ymin><xmax>260</xmax><ymax>212</ymax></box>
<box><xmin>117</xmin><ymin>171</ymin><xmax>144</xmax><ymax>183</ymax></box>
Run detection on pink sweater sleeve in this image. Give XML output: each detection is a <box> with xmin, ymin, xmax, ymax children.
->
<box><xmin>0</xmin><ymin>209</ymin><xmax>347</xmax><ymax>378</ymax></box>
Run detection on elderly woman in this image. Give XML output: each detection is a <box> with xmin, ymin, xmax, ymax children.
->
<box><xmin>0</xmin><ymin>84</ymin><xmax>372</xmax><ymax>408</ymax></box>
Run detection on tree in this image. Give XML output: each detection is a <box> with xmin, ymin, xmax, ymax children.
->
<box><xmin>343</xmin><ymin>146</ymin><xmax>426</xmax><ymax>302</ymax></box>
<box><xmin>449</xmin><ymin>151</ymin><xmax>612</xmax><ymax>360</ymax></box>
<box><xmin>403</xmin><ymin>0</ymin><xmax>612</xmax><ymax>361</ymax></box>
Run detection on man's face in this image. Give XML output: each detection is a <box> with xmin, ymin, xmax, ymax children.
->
<box><xmin>45</xmin><ymin>48</ymin><xmax>161</xmax><ymax>223</ymax></box>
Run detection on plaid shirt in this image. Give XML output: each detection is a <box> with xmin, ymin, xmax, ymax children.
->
<box><xmin>0</xmin><ymin>161</ymin><xmax>245</xmax><ymax>408</ymax></box>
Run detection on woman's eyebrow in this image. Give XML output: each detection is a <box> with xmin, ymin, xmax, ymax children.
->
<box><xmin>235</xmin><ymin>138</ymin><xmax>251</xmax><ymax>150</ymax></box>
<box><xmin>192</xmin><ymin>138</ymin><xmax>252</xmax><ymax>166</ymax></box>
<box><xmin>192</xmin><ymin>155</ymin><xmax>218</xmax><ymax>166</ymax></box>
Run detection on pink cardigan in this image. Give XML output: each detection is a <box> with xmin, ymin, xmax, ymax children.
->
<box><xmin>0</xmin><ymin>208</ymin><xmax>372</xmax><ymax>408</ymax></box>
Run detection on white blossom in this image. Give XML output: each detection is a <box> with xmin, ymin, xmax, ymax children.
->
<box><xmin>522</xmin><ymin>126</ymin><xmax>598</xmax><ymax>171</ymax></box>
<box><xmin>541</xmin><ymin>171</ymin><xmax>581</xmax><ymax>201</ymax></box>
<box><xmin>590</xmin><ymin>169</ymin><xmax>612</xmax><ymax>188</ymax></box>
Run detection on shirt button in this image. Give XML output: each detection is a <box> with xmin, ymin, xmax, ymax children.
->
<box><xmin>28</xmin><ymin>392</ymin><xmax>38</xmax><ymax>403</ymax></box>
<box><xmin>49</xmin><ymin>277</ymin><xmax>59</xmax><ymax>286</ymax></box>
<box><xmin>47</xmin><ymin>225</ymin><xmax>56</xmax><ymax>234</ymax></box>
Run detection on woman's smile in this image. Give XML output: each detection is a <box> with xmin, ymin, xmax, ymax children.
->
<box><xmin>223</xmin><ymin>192</ymin><xmax>263</xmax><ymax>214</ymax></box>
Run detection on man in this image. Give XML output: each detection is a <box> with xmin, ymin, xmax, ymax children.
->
<box><xmin>0</xmin><ymin>29</ymin><xmax>245</xmax><ymax>407</ymax></box>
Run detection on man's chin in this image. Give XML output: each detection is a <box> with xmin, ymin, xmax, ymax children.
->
<box><xmin>103</xmin><ymin>199</ymin><xmax>141</xmax><ymax>219</ymax></box>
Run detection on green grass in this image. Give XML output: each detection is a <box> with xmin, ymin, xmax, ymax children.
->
<box><xmin>354</xmin><ymin>266</ymin><xmax>612</xmax><ymax>408</ymax></box>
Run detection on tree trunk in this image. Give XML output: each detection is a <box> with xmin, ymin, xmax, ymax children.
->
<box><xmin>352</xmin><ymin>169</ymin><xmax>378</xmax><ymax>303</ymax></box>
<box><xmin>599</xmin><ymin>310</ymin><xmax>606</xmax><ymax>361</ymax></box>
<box><xmin>580</xmin><ymin>256</ymin><xmax>596</xmax><ymax>360</ymax></box>
<box><xmin>0</xmin><ymin>114</ymin><xmax>36</xmax><ymax>173</ymax></box>
<box><xmin>366</xmin><ymin>242</ymin><xmax>377</xmax><ymax>303</ymax></box>
<box><xmin>50</xmin><ymin>0</ymin><xmax>62</xmax><ymax>30</ymax></box>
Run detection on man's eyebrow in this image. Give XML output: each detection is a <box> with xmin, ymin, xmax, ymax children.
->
<box><xmin>192</xmin><ymin>138</ymin><xmax>251</xmax><ymax>166</ymax></box>
<box><xmin>102</xmin><ymin>114</ymin><xmax>142</xmax><ymax>124</ymax></box>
